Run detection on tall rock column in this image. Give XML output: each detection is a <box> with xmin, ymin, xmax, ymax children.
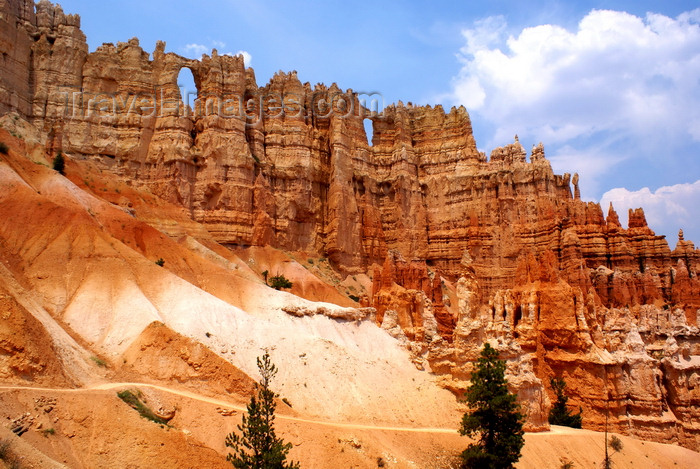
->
<box><xmin>0</xmin><ymin>0</ymin><xmax>36</xmax><ymax>117</ymax></box>
<box><xmin>325</xmin><ymin>103</ymin><xmax>365</xmax><ymax>270</ymax></box>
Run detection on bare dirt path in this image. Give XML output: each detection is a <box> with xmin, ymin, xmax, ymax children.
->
<box><xmin>0</xmin><ymin>383</ymin><xmax>459</xmax><ymax>434</ymax></box>
<box><xmin>2</xmin><ymin>383</ymin><xmax>698</xmax><ymax>469</ymax></box>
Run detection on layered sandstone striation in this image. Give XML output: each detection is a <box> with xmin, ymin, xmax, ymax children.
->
<box><xmin>1</xmin><ymin>0</ymin><xmax>699</xmax><ymax>450</ymax></box>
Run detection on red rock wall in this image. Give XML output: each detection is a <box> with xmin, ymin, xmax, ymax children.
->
<box><xmin>4</xmin><ymin>0</ymin><xmax>697</xmax><ymax>307</ymax></box>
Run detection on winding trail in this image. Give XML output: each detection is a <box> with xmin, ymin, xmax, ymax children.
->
<box><xmin>0</xmin><ymin>383</ymin><xmax>459</xmax><ymax>434</ymax></box>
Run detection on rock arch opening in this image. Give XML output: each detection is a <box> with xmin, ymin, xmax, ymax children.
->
<box><xmin>177</xmin><ymin>67</ymin><xmax>198</xmax><ymax>114</ymax></box>
<box><xmin>363</xmin><ymin>118</ymin><xmax>374</xmax><ymax>147</ymax></box>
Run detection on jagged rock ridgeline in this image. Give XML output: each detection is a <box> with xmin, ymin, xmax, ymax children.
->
<box><xmin>4</xmin><ymin>0</ymin><xmax>473</xmax><ymax>275</ymax></box>
<box><xmin>2</xmin><ymin>0</ymin><xmax>700</xmax><ymax>450</ymax></box>
<box><xmin>2</xmin><ymin>0</ymin><xmax>697</xmax><ymax>307</ymax></box>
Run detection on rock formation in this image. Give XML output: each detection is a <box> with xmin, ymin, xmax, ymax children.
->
<box><xmin>1</xmin><ymin>0</ymin><xmax>699</xmax><ymax>450</ymax></box>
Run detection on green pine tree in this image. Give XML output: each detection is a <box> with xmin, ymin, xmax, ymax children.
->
<box><xmin>268</xmin><ymin>274</ymin><xmax>292</xmax><ymax>290</ymax></box>
<box><xmin>549</xmin><ymin>377</ymin><xmax>582</xmax><ymax>428</ymax></box>
<box><xmin>225</xmin><ymin>352</ymin><xmax>300</xmax><ymax>469</ymax></box>
<box><xmin>459</xmin><ymin>343</ymin><xmax>525</xmax><ymax>469</ymax></box>
<box><xmin>52</xmin><ymin>151</ymin><xmax>65</xmax><ymax>175</ymax></box>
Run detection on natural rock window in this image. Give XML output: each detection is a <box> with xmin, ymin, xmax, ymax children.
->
<box><xmin>177</xmin><ymin>67</ymin><xmax>197</xmax><ymax>114</ymax></box>
<box><xmin>363</xmin><ymin>118</ymin><xmax>373</xmax><ymax>147</ymax></box>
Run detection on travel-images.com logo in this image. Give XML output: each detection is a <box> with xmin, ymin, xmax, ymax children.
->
<box><xmin>57</xmin><ymin>86</ymin><xmax>385</xmax><ymax>124</ymax></box>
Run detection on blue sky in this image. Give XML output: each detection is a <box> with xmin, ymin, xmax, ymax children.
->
<box><xmin>56</xmin><ymin>1</ymin><xmax>700</xmax><ymax>244</ymax></box>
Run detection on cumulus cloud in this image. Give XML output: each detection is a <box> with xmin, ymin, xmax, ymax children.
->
<box><xmin>449</xmin><ymin>9</ymin><xmax>700</xmax><ymax>192</ymax></box>
<box><xmin>600</xmin><ymin>180</ymin><xmax>700</xmax><ymax>243</ymax></box>
<box><xmin>453</xmin><ymin>9</ymin><xmax>700</xmax><ymax>148</ymax></box>
<box><xmin>182</xmin><ymin>42</ymin><xmax>251</xmax><ymax>65</ymax></box>
<box><xmin>224</xmin><ymin>50</ymin><xmax>252</xmax><ymax>66</ymax></box>
<box><xmin>183</xmin><ymin>43</ymin><xmax>209</xmax><ymax>57</ymax></box>
<box><xmin>547</xmin><ymin>144</ymin><xmax>627</xmax><ymax>198</ymax></box>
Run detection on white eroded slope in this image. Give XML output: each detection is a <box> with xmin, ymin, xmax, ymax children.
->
<box><xmin>0</xmin><ymin>149</ymin><xmax>462</xmax><ymax>429</ymax></box>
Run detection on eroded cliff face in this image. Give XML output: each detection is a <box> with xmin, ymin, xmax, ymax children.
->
<box><xmin>1</xmin><ymin>0</ymin><xmax>699</xmax><ymax>449</ymax></box>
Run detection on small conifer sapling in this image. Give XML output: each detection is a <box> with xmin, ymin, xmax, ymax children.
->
<box><xmin>225</xmin><ymin>352</ymin><xmax>300</xmax><ymax>469</ymax></box>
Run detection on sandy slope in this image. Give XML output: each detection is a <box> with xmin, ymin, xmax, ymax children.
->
<box><xmin>0</xmin><ymin>129</ymin><xmax>461</xmax><ymax>428</ymax></box>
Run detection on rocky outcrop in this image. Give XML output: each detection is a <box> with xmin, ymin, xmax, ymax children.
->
<box><xmin>2</xmin><ymin>0</ymin><xmax>700</xmax><ymax>449</ymax></box>
<box><xmin>0</xmin><ymin>0</ymin><xmax>86</xmax><ymax>146</ymax></box>
<box><xmin>371</xmin><ymin>250</ymin><xmax>453</xmax><ymax>341</ymax></box>
<box><xmin>281</xmin><ymin>304</ymin><xmax>375</xmax><ymax>322</ymax></box>
<box><xmin>417</xmin><ymin>248</ymin><xmax>699</xmax><ymax>447</ymax></box>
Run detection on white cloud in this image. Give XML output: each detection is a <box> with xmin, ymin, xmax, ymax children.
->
<box><xmin>183</xmin><ymin>43</ymin><xmax>209</xmax><ymax>57</ymax></box>
<box><xmin>182</xmin><ymin>42</ymin><xmax>251</xmax><ymax>66</ymax></box>
<box><xmin>449</xmin><ymin>8</ymin><xmax>700</xmax><ymax>193</ymax></box>
<box><xmin>548</xmin><ymin>144</ymin><xmax>627</xmax><ymax>199</ymax></box>
<box><xmin>600</xmin><ymin>180</ymin><xmax>700</xmax><ymax>243</ymax></box>
<box><xmin>223</xmin><ymin>50</ymin><xmax>252</xmax><ymax>66</ymax></box>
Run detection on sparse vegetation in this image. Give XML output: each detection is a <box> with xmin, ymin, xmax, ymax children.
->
<box><xmin>0</xmin><ymin>142</ymin><xmax>8</xmax><ymax>155</ymax></box>
<box><xmin>377</xmin><ymin>456</ymin><xmax>385</xmax><ymax>467</ymax></box>
<box><xmin>282</xmin><ymin>397</ymin><xmax>292</xmax><ymax>408</ymax></box>
<box><xmin>90</xmin><ymin>355</ymin><xmax>108</xmax><ymax>367</ymax></box>
<box><xmin>459</xmin><ymin>343</ymin><xmax>524</xmax><ymax>469</ymax></box>
<box><xmin>609</xmin><ymin>435</ymin><xmax>623</xmax><ymax>453</ymax></box>
<box><xmin>560</xmin><ymin>457</ymin><xmax>574</xmax><ymax>469</ymax></box>
<box><xmin>549</xmin><ymin>377</ymin><xmax>582</xmax><ymax>428</ymax></box>
<box><xmin>0</xmin><ymin>438</ymin><xmax>21</xmax><ymax>469</ymax></box>
<box><xmin>117</xmin><ymin>389</ymin><xmax>169</xmax><ymax>426</ymax></box>
<box><xmin>262</xmin><ymin>270</ymin><xmax>269</xmax><ymax>285</ymax></box>
<box><xmin>269</xmin><ymin>274</ymin><xmax>293</xmax><ymax>291</ymax></box>
<box><xmin>52</xmin><ymin>151</ymin><xmax>65</xmax><ymax>175</ymax></box>
<box><xmin>41</xmin><ymin>428</ymin><xmax>56</xmax><ymax>437</ymax></box>
<box><xmin>225</xmin><ymin>352</ymin><xmax>300</xmax><ymax>468</ymax></box>
<box><xmin>155</xmin><ymin>258</ymin><xmax>165</xmax><ymax>267</ymax></box>
<box><xmin>348</xmin><ymin>294</ymin><xmax>360</xmax><ymax>303</ymax></box>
